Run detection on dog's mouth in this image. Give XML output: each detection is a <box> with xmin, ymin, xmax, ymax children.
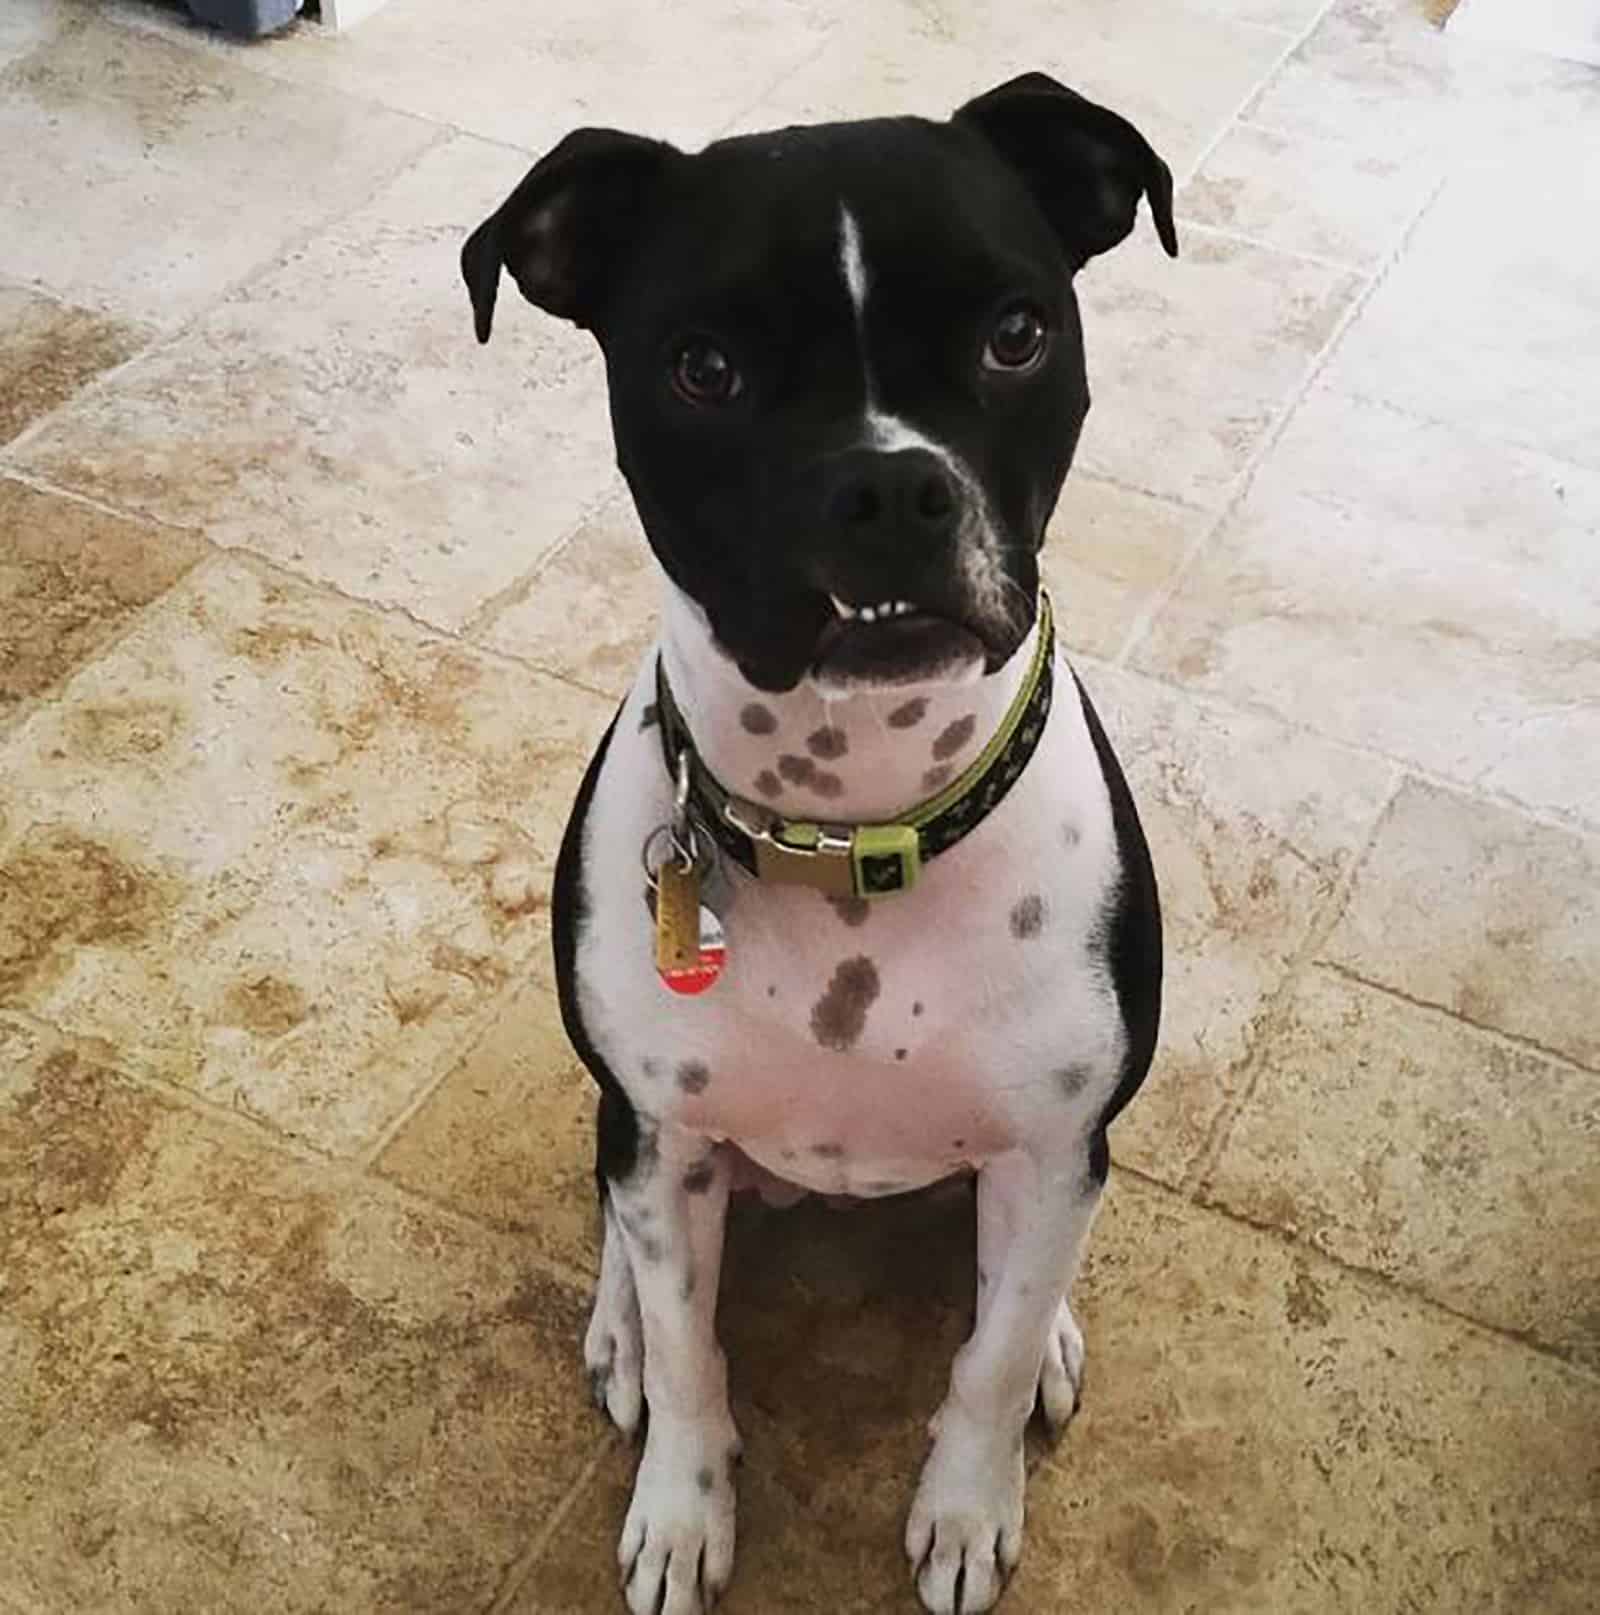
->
<box><xmin>809</xmin><ymin>594</ymin><xmax>990</xmax><ymax>692</ymax></box>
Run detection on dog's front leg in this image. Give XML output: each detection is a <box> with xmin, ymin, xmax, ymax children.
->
<box><xmin>908</xmin><ymin>1140</ymin><xmax>1102</xmax><ymax>1614</ymax></box>
<box><xmin>608</xmin><ymin>1126</ymin><xmax>740</xmax><ymax>1615</ymax></box>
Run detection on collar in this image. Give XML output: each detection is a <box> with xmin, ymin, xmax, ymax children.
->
<box><xmin>654</xmin><ymin>593</ymin><xmax>1055</xmax><ymax>900</ymax></box>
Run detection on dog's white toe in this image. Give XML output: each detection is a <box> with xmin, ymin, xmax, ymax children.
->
<box><xmin>620</xmin><ymin>1417</ymin><xmax>739</xmax><ymax>1615</ymax></box>
<box><xmin>906</xmin><ymin>1411</ymin><xmax>1024</xmax><ymax>1614</ymax></box>
<box><xmin>583</xmin><ymin>1213</ymin><xmax>645</xmax><ymax>1438</ymax></box>
<box><xmin>1035</xmin><ymin>1297</ymin><xmax>1086</xmax><ymax>1439</ymax></box>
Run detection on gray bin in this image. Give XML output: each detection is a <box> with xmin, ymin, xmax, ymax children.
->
<box><xmin>184</xmin><ymin>0</ymin><xmax>304</xmax><ymax>38</ymax></box>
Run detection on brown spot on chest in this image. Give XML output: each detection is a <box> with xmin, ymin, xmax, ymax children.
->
<box><xmin>1010</xmin><ymin>894</ymin><xmax>1046</xmax><ymax>940</ymax></box>
<box><xmin>827</xmin><ymin>896</ymin><xmax>870</xmax><ymax>927</ymax></box>
<box><xmin>741</xmin><ymin>703</ymin><xmax>778</xmax><ymax>735</ymax></box>
<box><xmin>809</xmin><ymin>955</ymin><xmax>881</xmax><ymax>1052</ymax></box>
<box><xmin>677</xmin><ymin>1060</ymin><xmax>711</xmax><ymax>1094</ymax></box>
<box><xmin>932</xmin><ymin>714</ymin><xmax>977</xmax><ymax>760</ymax></box>
<box><xmin>807</xmin><ymin>725</ymin><xmax>848</xmax><ymax>760</ymax></box>
<box><xmin>888</xmin><ymin>698</ymin><xmax>927</xmax><ymax>729</ymax></box>
<box><xmin>754</xmin><ymin>769</ymin><xmax>783</xmax><ymax>799</ymax></box>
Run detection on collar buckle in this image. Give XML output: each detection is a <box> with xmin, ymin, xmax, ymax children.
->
<box><xmin>726</xmin><ymin>803</ymin><xmax>920</xmax><ymax>900</ymax></box>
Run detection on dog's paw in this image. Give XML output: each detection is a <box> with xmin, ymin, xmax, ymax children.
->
<box><xmin>583</xmin><ymin>1234</ymin><xmax>644</xmax><ymax>1438</ymax></box>
<box><xmin>620</xmin><ymin>1416</ymin><xmax>740</xmax><ymax>1615</ymax></box>
<box><xmin>1035</xmin><ymin>1297</ymin><xmax>1085</xmax><ymax>1440</ymax></box>
<box><xmin>905</xmin><ymin>1411</ymin><xmax>1024</xmax><ymax>1614</ymax></box>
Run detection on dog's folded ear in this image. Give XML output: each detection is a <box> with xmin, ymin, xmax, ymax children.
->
<box><xmin>954</xmin><ymin>73</ymin><xmax>1177</xmax><ymax>268</ymax></box>
<box><xmin>461</xmin><ymin>129</ymin><xmax>676</xmax><ymax>343</ymax></box>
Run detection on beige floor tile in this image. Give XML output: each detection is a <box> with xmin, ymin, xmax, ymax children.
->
<box><xmin>0</xmin><ymin>478</ymin><xmax>208</xmax><ymax>722</ymax></box>
<box><xmin>1206</xmin><ymin>966</ymin><xmax>1600</xmax><ymax>1366</ymax></box>
<box><xmin>731</xmin><ymin>0</ymin><xmax>1291</xmax><ymax>180</ymax></box>
<box><xmin>516</xmin><ymin>1177</ymin><xmax>1600</xmax><ymax>1613</ymax></box>
<box><xmin>0</xmin><ymin>1026</ymin><xmax>600</xmax><ymax>1615</ymax></box>
<box><xmin>1321</xmin><ymin>149</ymin><xmax>1600</xmax><ymax>469</ymax></box>
<box><xmin>9</xmin><ymin>134</ymin><xmax>619</xmax><ymax>630</ymax></box>
<box><xmin>0</xmin><ymin>0</ymin><xmax>76</xmax><ymax>73</ymax></box>
<box><xmin>1325</xmin><ymin>779</ymin><xmax>1600</xmax><ymax>1070</ymax></box>
<box><xmin>0</xmin><ymin>284</ymin><xmax>150</xmax><ymax>447</ymax></box>
<box><xmin>477</xmin><ymin>498</ymin><xmax>660</xmax><ymax>700</ymax></box>
<box><xmin>0</xmin><ymin>554</ymin><xmax>609</xmax><ymax>1156</ymax></box>
<box><xmin>376</xmin><ymin>967</ymin><xmax>602</xmax><ymax>1278</ymax></box>
<box><xmin>1074</xmin><ymin>229</ymin><xmax>1360</xmax><ymax>509</ymax></box>
<box><xmin>1041</xmin><ymin>475</ymin><xmax>1208</xmax><ymax>662</ymax></box>
<box><xmin>1075</xmin><ymin>664</ymin><xmax>1396</xmax><ymax>1185</ymax></box>
<box><xmin>140</xmin><ymin>0</ymin><xmax>839</xmax><ymax>154</ymax></box>
<box><xmin>1130</xmin><ymin>388</ymin><xmax>1600</xmax><ymax>824</ymax></box>
<box><xmin>0</xmin><ymin>16</ymin><xmax>437</xmax><ymax>329</ymax></box>
<box><xmin>1180</xmin><ymin>121</ymin><xmax>1438</xmax><ymax>268</ymax></box>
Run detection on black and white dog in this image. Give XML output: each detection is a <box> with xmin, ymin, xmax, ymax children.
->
<box><xmin>462</xmin><ymin>73</ymin><xmax>1169</xmax><ymax>1615</ymax></box>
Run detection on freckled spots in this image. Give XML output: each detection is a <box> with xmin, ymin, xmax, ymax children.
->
<box><xmin>680</xmin><ymin>1269</ymin><xmax>698</xmax><ymax>1301</ymax></box>
<box><xmin>922</xmin><ymin>764</ymin><xmax>952</xmax><ymax>792</ymax></box>
<box><xmin>888</xmin><ymin>697</ymin><xmax>927</xmax><ymax>729</ymax></box>
<box><xmin>754</xmin><ymin>769</ymin><xmax>783</xmax><ymax>799</ymax></box>
<box><xmin>1056</xmin><ymin>1063</ymin><xmax>1092</xmax><ymax>1099</ymax></box>
<box><xmin>777</xmin><ymin>754</ymin><xmax>815</xmax><ymax>785</ymax></box>
<box><xmin>809</xmin><ymin>955</ymin><xmax>881</xmax><ymax>1051</ymax></box>
<box><xmin>812</xmin><ymin>1143</ymin><xmax>846</xmax><ymax>1159</ymax></box>
<box><xmin>639</xmin><ymin>702</ymin><xmax>659</xmax><ymax>731</ymax></box>
<box><xmin>683</xmin><ymin>1160</ymin><xmax>715</xmax><ymax>1194</ymax></box>
<box><xmin>894</xmin><ymin>1048</ymin><xmax>907</xmax><ymax>1062</ymax></box>
<box><xmin>812</xmin><ymin>770</ymin><xmax>844</xmax><ymax>798</ymax></box>
<box><xmin>932</xmin><ymin>713</ymin><xmax>976</xmax><ymax>760</ymax></box>
<box><xmin>978</xmin><ymin>1267</ymin><xmax>989</xmax><ymax>1290</ymax></box>
<box><xmin>632</xmin><ymin>1122</ymin><xmax>660</xmax><ymax>1183</ymax></box>
<box><xmin>952</xmin><ymin>1138</ymin><xmax>966</xmax><ymax>1150</ymax></box>
<box><xmin>766</xmin><ymin>984</ymin><xmax>777</xmax><ymax>999</ymax></box>
<box><xmin>641</xmin><ymin>1056</ymin><xmax>661</xmax><ymax>1082</ymax></box>
<box><xmin>741</xmin><ymin>703</ymin><xmax>778</xmax><ymax>735</ymax></box>
<box><xmin>638</xmin><ymin>1234</ymin><xmax>664</xmax><ymax>1264</ymax></box>
<box><xmin>807</xmin><ymin>724</ymin><xmax>848</xmax><ymax>760</ymax></box>
<box><xmin>1010</xmin><ymin>894</ymin><xmax>1046</xmax><ymax>940</ymax></box>
<box><xmin>779</xmin><ymin>1148</ymin><xmax>797</xmax><ymax>1161</ymax></box>
<box><xmin>726</xmin><ymin>1448</ymin><xmax>742</xmax><ymax>1486</ymax></box>
<box><xmin>828</xmin><ymin>896</ymin><xmax>870</xmax><ymax>927</ymax></box>
<box><xmin>912</xmin><ymin>1001</ymin><xmax>924</xmax><ymax>1018</ymax></box>
<box><xmin>1062</xmin><ymin>821</ymin><xmax>1081</xmax><ymax>849</ymax></box>
<box><xmin>677</xmin><ymin>1060</ymin><xmax>711</xmax><ymax>1094</ymax></box>
<box><xmin>696</xmin><ymin>1465</ymin><xmax>715</xmax><ymax>1495</ymax></box>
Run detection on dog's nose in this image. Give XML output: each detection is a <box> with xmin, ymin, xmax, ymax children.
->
<box><xmin>825</xmin><ymin>449</ymin><xmax>960</xmax><ymax>546</ymax></box>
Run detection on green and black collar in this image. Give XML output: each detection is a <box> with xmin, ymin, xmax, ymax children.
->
<box><xmin>654</xmin><ymin>594</ymin><xmax>1055</xmax><ymax>901</ymax></box>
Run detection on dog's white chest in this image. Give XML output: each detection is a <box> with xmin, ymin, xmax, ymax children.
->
<box><xmin>573</xmin><ymin>652</ymin><xmax>1127</xmax><ymax>1198</ymax></box>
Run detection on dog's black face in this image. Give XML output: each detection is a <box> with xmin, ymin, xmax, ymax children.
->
<box><xmin>463</xmin><ymin>74</ymin><xmax>1176</xmax><ymax>692</ymax></box>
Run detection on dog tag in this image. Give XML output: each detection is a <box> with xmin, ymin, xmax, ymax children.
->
<box><xmin>655</xmin><ymin>861</ymin><xmax>726</xmax><ymax>995</ymax></box>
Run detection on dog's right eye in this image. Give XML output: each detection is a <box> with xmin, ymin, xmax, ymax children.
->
<box><xmin>671</xmin><ymin>340</ymin><xmax>742</xmax><ymax>406</ymax></box>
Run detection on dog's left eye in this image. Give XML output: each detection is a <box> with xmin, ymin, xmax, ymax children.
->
<box><xmin>671</xmin><ymin>339</ymin><xmax>743</xmax><ymax>406</ymax></box>
<box><xmin>982</xmin><ymin>305</ymin><xmax>1048</xmax><ymax>373</ymax></box>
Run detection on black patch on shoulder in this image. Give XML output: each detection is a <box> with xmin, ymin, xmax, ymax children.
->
<box><xmin>888</xmin><ymin>697</ymin><xmax>927</xmax><ymax>729</ymax></box>
<box><xmin>932</xmin><ymin>713</ymin><xmax>976</xmax><ymax>760</ymax></box>
<box><xmin>741</xmin><ymin>702</ymin><xmax>778</xmax><ymax>735</ymax></box>
<box><xmin>682</xmin><ymin>1159</ymin><xmax>715</xmax><ymax>1194</ymax></box>
<box><xmin>677</xmin><ymin>1060</ymin><xmax>711</xmax><ymax>1094</ymax></box>
<box><xmin>754</xmin><ymin>769</ymin><xmax>783</xmax><ymax>799</ymax></box>
<box><xmin>1010</xmin><ymin>894</ymin><xmax>1046</xmax><ymax>939</ymax></box>
<box><xmin>1074</xmin><ymin>673</ymin><xmax>1163</xmax><ymax>1184</ymax></box>
<box><xmin>828</xmin><ymin>896</ymin><xmax>870</xmax><ymax>927</ymax></box>
<box><xmin>807</xmin><ymin>724</ymin><xmax>848</xmax><ymax>760</ymax></box>
<box><xmin>810</xmin><ymin>956</ymin><xmax>881</xmax><ymax>1051</ymax></box>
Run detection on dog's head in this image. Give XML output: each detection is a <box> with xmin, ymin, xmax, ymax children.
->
<box><xmin>462</xmin><ymin>73</ymin><xmax>1175</xmax><ymax>694</ymax></box>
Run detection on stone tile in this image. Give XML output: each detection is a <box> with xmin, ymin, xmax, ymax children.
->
<box><xmin>0</xmin><ymin>284</ymin><xmax>150</xmax><ymax>446</ymax></box>
<box><xmin>1075</xmin><ymin>229</ymin><xmax>1360</xmax><ymax>510</ymax></box>
<box><xmin>146</xmin><ymin>0</ymin><xmax>838</xmax><ymax>154</ymax></box>
<box><xmin>517</xmin><ymin>1177</ymin><xmax>1600</xmax><ymax>1612</ymax></box>
<box><xmin>0</xmin><ymin>17</ymin><xmax>438</xmax><ymax>328</ymax></box>
<box><xmin>1325</xmin><ymin>780</ymin><xmax>1600</xmax><ymax>1070</ymax></box>
<box><xmin>11</xmin><ymin>135</ymin><xmax>619</xmax><ymax>631</ymax></box>
<box><xmin>1130</xmin><ymin>389</ymin><xmax>1600</xmax><ymax>824</ymax></box>
<box><xmin>0</xmin><ymin>554</ymin><xmax>610</xmax><ymax>1156</ymax></box>
<box><xmin>0</xmin><ymin>1031</ymin><xmax>600</xmax><ymax>1614</ymax></box>
<box><xmin>1180</xmin><ymin>121</ymin><xmax>1438</xmax><ymax>268</ymax></box>
<box><xmin>375</xmin><ymin>967</ymin><xmax>602</xmax><ymax>1279</ymax></box>
<box><xmin>0</xmin><ymin>478</ymin><xmax>208</xmax><ymax>721</ymax></box>
<box><xmin>1207</xmin><ymin>967</ymin><xmax>1600</xmax><ymax>1366</ymax></box>
<box><xmin>732</xmin><ymin>0</ymin><xmax>1291</xmax><ymax>180</ymax></box>
<box><xmin>1041</xmin><ymin>475</ymin><xmax>1208</xmax><ymax>662</ymax></box>
<box><xmin>1072</xmin><ymin>664</ymin><xmax>1397</xmax><ymax>1187</ymax></box>
<box><xmin>1321</xmin><ymin>149</ymin><xmax>1600</xmax><ymax>469</ymax></box>
<box><xmin>0</xmin><ymin>0</ymin><xmax>74</xmax><ymax>73</ymax></box>
<box><xmin>476</xmin><ymin>497</ymin><xmax>660</xmax><ymax>700</ymax></box>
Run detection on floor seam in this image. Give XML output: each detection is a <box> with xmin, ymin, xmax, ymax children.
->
<box><xmin>1168</xmin><ymin>215</ymin><xmax>1370</xmax><ymax>275</ymax></box>
<box><xmin>486</xmin><ymin>1434</ymin><xmax>619</xmax><ymax>1614</ymax></box>
<box><xmin>1314</xmin><ymin>960</ymin><xmax>1600</xmax><ymax>1077</ymax></box>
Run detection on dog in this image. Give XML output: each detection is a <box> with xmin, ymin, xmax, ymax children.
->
<box><xmin>461</xmin><ymin>72</ymin><xmax>1169</xmax><ymax>1615</ymax></box>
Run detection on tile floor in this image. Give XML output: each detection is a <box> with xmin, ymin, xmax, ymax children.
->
<box><xmin>1</xmin><ymin>1</ymin><xmax>1596</xmax><ymax>1610</ymax></box>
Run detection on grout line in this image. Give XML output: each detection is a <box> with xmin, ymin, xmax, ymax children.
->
<box><xmin>1315</xmin><ymin>960</ymin><xmax>1600</xmax><ymax>1078</ymax></box>
<box><xmin>486</xmin><ymin>1434</ymin><xmax>620</xmax><ymax>1615</ymax></box>
<box><xmin>1106</xmin><ymin>1160</ymin><xmax>1600</xmax><ymax>1387</ymax></box>
<box><xmin>1110</xmin><ymin>169</ymin><xmax>1449</xmax><ymax>672</ymax></box>
<box><xmin>1169</xmin><ymin>215</ymin><xmax>1370</xmax><ymax>275</ymax></box>
<box><xmin>1181</xmin><ymin>765</ymin><xmax>1407</xmax><ymax>1195</ymax></box>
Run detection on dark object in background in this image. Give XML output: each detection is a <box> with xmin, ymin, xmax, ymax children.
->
<box><xmin>183</xmin><ymin>0</ymin><xmax>304</xmax><ymax>38</ymax></box>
